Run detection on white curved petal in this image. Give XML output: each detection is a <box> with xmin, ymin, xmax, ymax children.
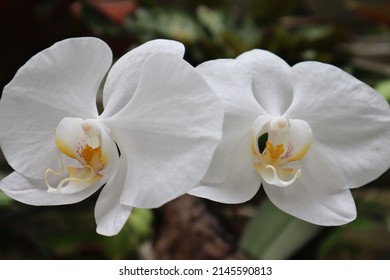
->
<box><xmin>286</xmin><ymin>61</ymin><xmax>390</xmax><ymax>188</ymax></box>
<box><xmin>263</xmin><ymin>144</ymin><xmax>357</xmax><ymax>226</ymax></box>
<box><xmin>251</xmin><ymin>115</ymin><xmax>274</xmax><ymax>146</ymax></box>
<box><xmin>196</xmin><ymin>59</ymin><xmax>263</xmax><ymax>184</ymax></box>
<box><xmin>0</xmin><ymin>37</ymin><xmax>112</xmax><ymax>179</ymax></box>
<box><xmin>95</xmin><ymin>156</ymin><xmax>133</xmax><ymax>236</ymax></box>
<box><xmin>104</xmin><ymin>53</ymin><xmax>223</xmax><ymax>208</ymax></box>
<box><xmin>196</xmin><ymin>58</ymin><xmax>264</xmax><ymax>117</ymax></box>
<box><xmin>237</xmin><ymin>49</ymin><xmax>294</xmax><ymax>115</ymax></box>
<box><xmin>101</xmin><ymin>39</ymin><xmax>185</xmax><ymax>118</ymax></box>
<box><xmin>0</xmin><ymin>171</ymin><xmax>104</xmax><ymax>206</ymax></box>
<box><xmin>283</xmin><ymin>119</ymin><xmax>313</xmax><ymax>160</ymax></box>
<box><xmin>54</xmin><ymin>117</ymin><xmax>86</xmax><ymax>160</ymax></box>
<box><xmin>189</xmin><ymin>133</ymin><xmax>261</xmax><ymax>203</ymax></box>
<box><xmin>201</xmin><ymin>114</ymin><xmax>256</xmax><ymax>185</ymax></box>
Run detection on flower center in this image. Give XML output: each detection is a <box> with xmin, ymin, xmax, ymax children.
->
<box><xmin>45</xmin><ymin>118</ymin><xmax>110</xmax><ymax>194</ymax></box>
<box><xmin>265</xmin><ymin>141</ymin><xmax>284</xmax><ymax>164</ymax></box>
<box><xmin>251</xmin><ymin>116</ymin><xmax>313</xmax><ymax>187</ymax></box>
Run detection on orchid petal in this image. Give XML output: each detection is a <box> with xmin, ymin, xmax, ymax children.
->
<box><xmin>237</xmin><ymin>49</ymin><xmax>294</xmax><ymax>115</ymax></box>
<box><xmin>286</xmin><ymin>61</ymin><xmax>390</xmax><ymax>188</ymax></box>
<box><xmin>196</xmin><ymin>59</ymin><xmax>263</xmax><ymax>184</ymax></box>
<box><xmin>0</xmin><ymin>37</ymin><xmax>112</xmax><ymax>179</ymax></box>
<box><xmin>0</xmin><ymin>171</ymin><xmax>104</xmax><ymax>206</ymax></box>
<box><xmin>104</xmin><ymin>53</ymin><xmax>223</xmax><ymax>208</ymax></box>
<box><xmin>282</xmin><ymin>119</ymin><xmax>313</xmax><ymax>162</ymax></box>
<box><xmin>95</xmin><ymin>156</ymin><xmax>132</xmax><ymax>236</ymax></box>
<box><xmin>101</xmin><ymin>39</ymin><xmax>185</xmax><ymax>118</ymax></box>
<box><xmin>189</xmin><ymin>133</ymin><xmax>261</xmax><ymax>203</ymax></box>
<box><xmin>263</xmin><ymin>144</ymin><xmax>357</xmax><ymax>225</ymax></box>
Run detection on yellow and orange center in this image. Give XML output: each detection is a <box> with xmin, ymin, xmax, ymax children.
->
<box><xmin>45</xmin><ymin>118</ymin><xmax>109</xmax><ymax>194</ymax></box>
<box><xmin>80</xmin><ymin>144</ymin><xmax>105</xmax><ymax>173</ymax></box>
<box><xmin>251</xmin><ymin>116</ymin><xmax>313</xmax><ymax>187</ymax></box>
<box><xmin>265</xmin><ymin>141</ymin><xmax>284</xmax><ymax>165</ymax></box>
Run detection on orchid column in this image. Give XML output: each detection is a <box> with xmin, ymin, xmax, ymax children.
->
<box><xmin>190</xmin><ymin>49</ymin><xmax>390</xmax><ymax>226</ymax></box>
<box><xmin>0</xmin><ymin>38</ymin><xmax>223</xmax><ymax>236</ymax></box>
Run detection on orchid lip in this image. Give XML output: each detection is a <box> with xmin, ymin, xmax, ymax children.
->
<box><xmin>45</xmin><ymin>118</ymin><xmax>110</xmax><ymax>194</ymax></box>
<box><xmin>251</xmin><ymin>115</ymin><xmax>312</xmax><ymax>187</ymax></box>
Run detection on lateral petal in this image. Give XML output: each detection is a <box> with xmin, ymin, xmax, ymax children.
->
<box><xmin>196</xmin><ymin>58</ymin><xmax>263</xmax><ymax>184</ymax></box>
<box><xmin>104</xmin><ymin>53</ymin><xmax>223</xmax><ymax>208</ymax></box>
<box><xmin>287</xmin><ymin>61</ymin><xmax>390</xmax><ymax>189</ymax></box>
<box><xmin>189</xmin><ymin>132</ymin><xmax>261</xmax><ymax>203</ymax></box>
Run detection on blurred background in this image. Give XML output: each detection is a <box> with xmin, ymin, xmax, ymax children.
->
<box><xmin>0</xmin><ymin>0</ymin><xmax>390</xmax><ymax>260</ymax></box>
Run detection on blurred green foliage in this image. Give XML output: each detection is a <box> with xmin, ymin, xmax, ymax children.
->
<box><xmin>376</xmin><ymin>80</ymin><xmax>390</xmax><ymax>101</ymax></box>
<box><xmin>78</xmin><ymin>0</ymin><xmax>351</xmax><ymax>66</ymax></box>
<box><xmin>240</xmin><ymin>198</ymin><xmax>321</xmax><ymax>260</ymax></box>
<box><xmin>0</xmin><ymin>189</ymin><xmax>153</xmax><ymax>259</ymax></box>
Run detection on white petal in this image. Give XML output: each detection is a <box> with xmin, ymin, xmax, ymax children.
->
<box><xmin>251</xmin><ymin>115</ymin><xmax>275</xmax><ymax>147</ymax></box>
<box><xmin>263</xmin><ymin>144</ymin><xmax>357</xmax><ymax>225</ymax></box>
<box><xmin>189</xmin><ymin>132</ymin><xmax>261</xmax><ymax>203</ymax></box>
<box><xmin>196</xmin><ymin>58</ymin><xmax>264</xmax><ymax>117</ymax></box>
<box><xmin>0</xmin><ymin>171</ymin><xmax>103</xmax><ymax>206</ymax></box>
<box><xmin>283</xmin><ymin>119</ymin><xmax>313</xmax><ymax>159</ymax></box>
<box><xmin>95</xmin><ymin>156</ymin><xmax>132</xmax><ymax>236</ymax></box>
<box><xmin>54</xmin><ymin>117</ymin><xmax>86</xmax><ymax>161</ymax></box>
<box><xmin>101</xmin><ymin>39</ymin><xmax>185</xmax><ymax>118</ymax></box>
<box><xmin>104</xmin><ymin>53</ymin><xmax>223</xmax><ymax>208</ymax></box>
<box><xmin>202</xmin><ymin>114</ymin><xmax>255</xmax><ymax>185</ymax></box>
<box><xmin>0</xmin><ymin>37</ymin><xmax>112</xmax><ymax>179</ymax></box>
<box><xmin>286</xmin><ymin>61</ymin><xmax>390</xmax><ymax>188</ymax></box>
<box><xmin>196</xmin><ymin>59</ymin><xmax>263</xmax><ymax>184</ymax></box>
<box><xmin>237</xmin><ymin>49</ymin><xmax>294</xmax><ymax>115</ymax></box>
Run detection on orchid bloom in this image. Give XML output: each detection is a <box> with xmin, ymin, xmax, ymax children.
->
<box><xmin>189</xmin><ymin>49</ymin><xmax>390</xmax><ymax>225</ymax></box>
<box><xmin>0</xmin><ymin>37</ymin><xmax>223</xmax><ymax>236</ymax></box>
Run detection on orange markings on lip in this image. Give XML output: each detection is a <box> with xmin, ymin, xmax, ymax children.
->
<box><xmin>81</xmin><ymin>144</ymin><xmax>105</xmax><ymax>173</ymax></box>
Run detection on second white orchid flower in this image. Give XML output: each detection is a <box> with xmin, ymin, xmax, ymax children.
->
<box><xmin>0</xmin><ymin>37</ymin><xmax>223</xmax><ymax>236</ymax></box>
<box><xmin>190</xmin><ymin>49</ymin><xmax>390</xmax><ymax>226</ymax></box>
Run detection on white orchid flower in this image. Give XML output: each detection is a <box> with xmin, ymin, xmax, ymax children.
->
<box><xmin>0</xmin><ymin>37</ymin><xmax>223</xmax><ymax>236</ymax></box>
<box><xmin>189</xmin><ymin>49</ymin><xmax>390</xmax><ymax>226</ymax></box>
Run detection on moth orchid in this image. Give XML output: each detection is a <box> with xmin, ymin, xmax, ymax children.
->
<box><xmin>0</xmin><ymin>37</ymin><xmax>223</xmax><ymax>236</ymax></box>
<box><xmin>189</xmin><ymin>49</ymin><xmax>390</xmax><ymax>225</ymax></box>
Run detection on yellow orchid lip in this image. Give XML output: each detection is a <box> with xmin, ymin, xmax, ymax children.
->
<box><xmin>251</xmin><ymin>116</ymin><xmax>312</xmax><ymax>187</ymax></box>
<box><xmin>45</xmin><ymin>118</ymin><xmax>108</xmax><ymax>194</ymax></box>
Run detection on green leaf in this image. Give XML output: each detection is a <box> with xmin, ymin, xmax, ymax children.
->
<box><xmin>100</xmin><ymin>208</ymin><xmax>153</xmax><ymax>259</ymax></box>
<box><xmin>0</xmin><ymin>171</ymin><xmax>13</xmax><ymax>207</ymax></box>
<box><xmin>375</xmin><ymin>80</ymin><xmax>390</xmax><ymax>101</ymax></box>
<box><xmin>240</xmin><ymin>198</ymin><xmax>321</xmax><ymax>259</ymax></box>
<box><xmin>0</xmin><ymin>189</ymin><xmax>13</xmax><ymax>207</ymax></box>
